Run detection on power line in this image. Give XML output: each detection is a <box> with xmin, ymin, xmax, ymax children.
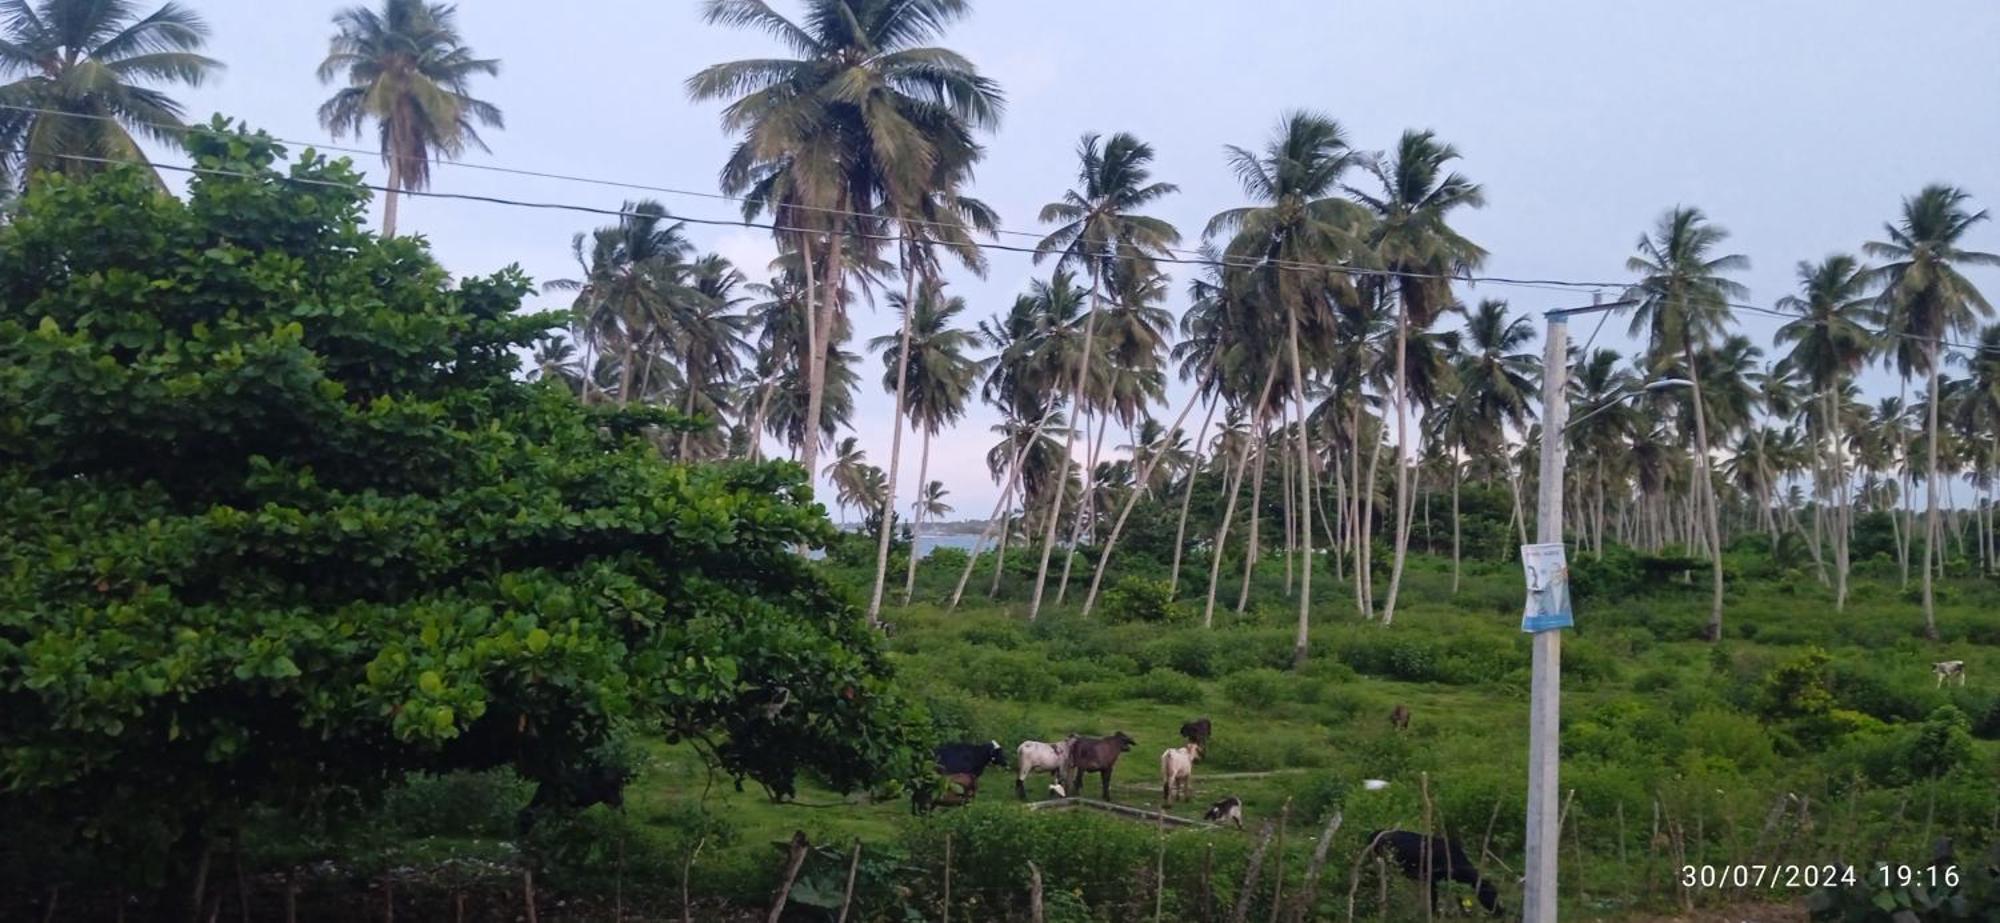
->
<box><xmin>0</xmin><ymin>103</ymin><xmax>1625</xmax><ymax>292</ymax></box>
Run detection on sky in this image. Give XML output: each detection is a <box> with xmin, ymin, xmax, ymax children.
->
<box><xmin>159</xmin><ymin>0</ymin><xmax>2000</xmax><ymax>517</ymax></box>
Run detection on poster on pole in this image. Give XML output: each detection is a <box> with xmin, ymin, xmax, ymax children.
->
<box><xmin>1520</xmin><ymin>543</ymin><xmax>1573</xmax><ymax>633</ymax></box>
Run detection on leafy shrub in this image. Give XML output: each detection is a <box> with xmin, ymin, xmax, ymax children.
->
<box><xmin>1907</xmin><ymin>706</ymin><xmax>1976</xmax><ymax>779</ymax></box>
<box><xmin>1124</xmin><ymin>668</ymin><xmax>1205</xmax><ymax>706</ymax></box>
<box><xmin>1222</xmin><ymin>668</ymin><xmax>1290</xmax><ymax>710</ymax></box>
<box><xmin>1681</xmin><ymin>709</ymin><xmax>1775</xmax><ymax>773</ymax></box>
<box><xmin>383</xmin><ymin>769</ymin><xmax>533</xmax><ymax>837</ymax></box>
<box><xmin>1101</xmin><ymin>576</ymin><xmax>1183</xmax><ymax>624</ymax></box>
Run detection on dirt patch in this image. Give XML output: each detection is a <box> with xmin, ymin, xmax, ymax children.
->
<box><xmin>1614</xmin><ymin>898</ymin><xmax>1809</xmax><ymax>923</ymax></box>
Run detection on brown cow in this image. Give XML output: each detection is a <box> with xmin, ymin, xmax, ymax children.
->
<box><xmin>1068</xmin><ymin>732</ymin><xmax>1136</xmax><ymax>802</ymax></box>
<box><xmin>1389</xmin><ymin>704</ymin><xmax>1411</xmax><ymax>731</ymax></box>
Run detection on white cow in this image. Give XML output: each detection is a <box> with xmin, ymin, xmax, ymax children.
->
<box><xmin>1934</xmin><ymin>660</ymin><xmax>1966</xmax><ymax>688</ymax></box>
<box><xmin>1016</xmin><ymin>735</ymin><xmax>1075</xmax><ymax>800</ymax></box>
<box><xmin>1160</xmin><ymin>742</ymin><xmax>1203</xmax><ymax>805</ymax></box>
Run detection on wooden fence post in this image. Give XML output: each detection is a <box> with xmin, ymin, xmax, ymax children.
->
<box><xmin>835</xmin><ymin>840</ymin><xmax>863</xmax><ymax>923</ymax></box>
<box><xmin>1267</xmin><ymin>798</ymin><xmax>1291</xmax><ymax>923</ymax></box>
<box><xmin>1419</xmin><ymin>774</ymin><xmax>1435</xmax><ymax>923</ymax></box>
<box><xmin>1228</xmin><ymin>819</ymin><xmax>1279</xmax><ymax>923</ymax></box>
<box><xmin>681</xmin><ymin>834</ymin><xmax>709</xmax><ymax>923</ymax></box>
<box><xmin>1028</xmin><ymin>860</ymin><xmax>1045</xmax><ymax>923</ymax></box>
<box><xmin>1201</xmin><ymin>844</ymin><xmax>1214</xmax><ymax>923</ymax></box>
<box><xmin>522</xmin><ymin>867</ymin><xmax>538</xmax><ymax>923</ymax></box>
<box><xmin>941</xmin><ymin>832</ymin><xmax>953</xmax><ymax>923</ymax></box>
<box><xmin>1288</xmin><ymin>811</ymin><xmax>1343</xmax><ymax>923</ymax></box>
<box><xmin>766</xmin><ymin>831</ymin><xmax>811</xmax><ymax>923</ymax></box>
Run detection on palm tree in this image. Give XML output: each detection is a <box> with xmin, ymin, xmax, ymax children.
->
<box><xmin>1455</xmin><ymin>299</ymin><xmax>1540</xmax><ymax>581</ymax></box>
<box><xmin>545</xmin><ymin>200</ymin><xmax>697</xmax><ymax>407</ymax></box>
<box><xmin>688</xmin><ymin>0</ymin><xmax>1002</xmax><ymax>505</ymax></box>
<box><xmin>1777</xmin><ymin>254</ymin><xmax>1878</xmax><ymax>609</ymax></box>
<box><xmin>1865</xmin><ymin>185</ymin><xmax>1999</xmax><ymax>640</ymax></box>
<box><xmin>870</xmin><ymin>281</ymin><xmax>982</xmax><ymax>603</ymax></box>
<box><xmin>672</xmin><ymin>254</ymin><xmax>752</xmax><ymax>459</ymax></box>
<box><xmin>1567</xmin><ymin>347</ymin><xmax>1636</xmax><ymax>558</ymax></box>
<box><xmin>914</xmin><ymin>480</ymin><xmax>952</xmax><ymax>520</ymax></box>
<box><xmin>317</xmin><ymin>0</ymin><xmax>502</xmax><ymax>237</ymax></box>
<box><xmin>824</xmin><ymin>436</ymin><xmax>869</xmax><ymax>525</ymax></box>
<box><xmin>1352</xmin><ymin>129</ymin><xmax>1485</xmax><ymax>626</ymax></box>
<box><xmin>1202</xmin><ymin>112</ymin><xmax>1371</xmax><ymax>662</ymax></box>
<box><xmin>1625</xmin><ymin>206</ymin><xmax>1748</xmax><ymax>641</ymax></box>
<box><xmin>0</xmin><ymin>0</ymin><xmax>220</xmax><ymax>190</ymax></box>
<box><xmin>1027</xmin><ymin>131</ymin><xmax>1180</xmax><ymax>620</ymax></box>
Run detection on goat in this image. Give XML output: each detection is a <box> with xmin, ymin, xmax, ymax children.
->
<box><xmin>1363</xmin><ymin>829</ymin><xmax>1503</xmax><ymax>916</ymax></box>
<box><xmin>1389</xmin><ymin>704</ymin><xmax>1411</xmax><ymax>731</ymax></box>
<box><xmin>1203</xmin><ymin>796</ymin><xmax>1243</xmax><ymax>829</ymax></box>
<box><xmin>1160</xmin><ymin>742</ymin><xmax>1202</xmax><ymax>805</ymax></box>
<box><xmin>1934</xmin><ymin>660</ymin><xmax>1967</xmax><ymax>687</ymax></box>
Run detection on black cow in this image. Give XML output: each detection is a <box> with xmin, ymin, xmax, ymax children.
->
<box><xmin>1179</xmin><ymin>717</ymin><xmax>1212</xmax><ymax>749</ymax></box>
<box><xmin>1363</xmin><ymin>829</ymin><xmax>1503</xmax><ymax>916</ymax></box>
<box><xmin>516</xmin><ymin>763</ymin><xmax>631</xmax><ymax>834</ymax></box>
<box><xmin>934</xmin><ymin>740</ymin><xmax>1008</xmax><ymax>775</ymax></box>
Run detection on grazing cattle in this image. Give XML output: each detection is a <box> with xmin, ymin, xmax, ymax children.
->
<box><xmin>1179</xmin><ymin>717</ymin><xmax>1212</xmax><ymax>749</ymax></box>
<box><xmin>1068</xmin><ymin>731</ymin><xmax>1137</xmax><ymax>802</ymax></box>
<box><xmin>1160</xmin><ymin>742</ymin><xmax>1202</xmax><ymax>805</ymax></box>
<box><xmin>1389</xmin><ymin>704</ymin><xmax>1411</xmax><ymax>731</ymax></box>
<box><xmin>1363</xmin><ymin>829</ymin><xmax>1503</xmax><ymax>917</ymax></box>
<box><xmin>1204</xmin><ymin>796</ymin><xmax>1243</xmax><ymax>829</ymax></box>
<box><xmin>1016</xmin><ymin>735</ymin><xmax>1076</xmax><ymax>800</ymax></box>
<box><xmin>1934</xmin><ymin>660</ymin><xmax>1967</xmax><ymax>687</ymax></box>
<box><xmin>516</xmin><ymin>763</ymin><xmax>631</xmax><ymax>834</ymax></box>
<box><xmin>934</xmin><ymin>740</ymin><xmax>1008</xmax><ymax>776</ymax></box>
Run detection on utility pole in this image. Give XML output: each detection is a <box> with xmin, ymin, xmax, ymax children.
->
<box><xmin>1524</xmin><ymin>309</ymin><xmax>1568</xmax><ymax>923</ymax></box>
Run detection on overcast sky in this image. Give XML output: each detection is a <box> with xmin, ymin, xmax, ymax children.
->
<box><xmin>166</xmin><ymin>0</ymin><xmax>2000</xmax><ymax>516</ymax></box>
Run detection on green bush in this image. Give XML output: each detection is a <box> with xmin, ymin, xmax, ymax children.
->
<box><xmin>1222</xmin><ymin>668</ymin><xmax>1290</xmax><ymax>710</ymax></box>
<box><xmin>1101</xmin><ymin>576</ymin><xmax>1184</xmax><ymax>624</ymax></box>
<box><xmin>1125</xmin><ymin>668</ymin><xmax>1205</xmax><ymax>706</ymax></box>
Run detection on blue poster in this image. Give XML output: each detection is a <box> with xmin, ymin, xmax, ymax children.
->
<box><xmin>1520</xmin><ymin>543</ymin><xmax>1573</xmax><ymax>633</ymax></box>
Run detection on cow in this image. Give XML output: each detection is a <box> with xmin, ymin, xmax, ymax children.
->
<box><xmin>1179</xmin><ymin>717</ymin><xmax>1212</xmax><ymax>750</ymax></box>
<box><xmin>1160</xmin><ymin>742</ymin><xmax>1202</xmax><ymax>805</ymax></box>
<box><xmin>1068</xmin><ymin>732</ymin><xmax>1137</xmax><ymax>802</ymax></box>
<box><xmin>935</xmin><ymin>740</ymin><xmax>1008</xmax><ymax>776</ymax></box>
<box><xmin>1934</xmin><ymin>660</ymin><xmax>1967</xmax><ymax>688</ymax></box>
<box><xmin>1016</xmin><ymin>736</ymin><xmax>1075</xmax><ymax>800</ymax></box>
<box><xmin>1203</xmin><ymin>796</ymin><xmax>1244</xmax><ymax>829</ymax></box>
<box><xmin>516</xmin><ymin>763</ymin><xmax>631</xmax><ymax>835</ymax></box>
<box><xmin>1362</xmin><ymin>829</ymin><xmax>1503</xmax><ymax>917</ymax></box>
<box><xmin>912</xmin><ymin>772</ymin><xmax>982</xmax><ymax>814</ymax></box>
<box><xmin>1389</xmin><ymin>704</ymin><xmax>1411</xmax><ymax>731</ymax></box>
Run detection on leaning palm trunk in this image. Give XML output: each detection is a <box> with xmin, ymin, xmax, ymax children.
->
<box><xmin>1921</xmin><ymin>343</ymin><xmax>1942</xmax><ymax>641</ymax></box>
<box><xmin>1056</xmin><ymin>413</ymin><xmax>1111</xmax><ymax>604</ymax></box>
<box><xmin>1281</xmin><ymin>433</ymin><xmax>1296</xmax><ymax>597</ymax></box>
<box><xmin>1450</xmin><ymin>457</ymin><xmax>1463</xmax><ymax>593</ymax></box>
<box><xmin>383</xmin><ymin>154</ymin><xmax>403</xmax><ymax>238</ymax></box>
<box><xmin>1360</xmin><ymin>409</ymin><xmax>1387</xmax><ymax>616</ymax></box>
<box><xmin>1236</xmin><ymin>422</ymin><xmax>1270</xmax><ymax>615</ymax></box>
<box><xmin>1684</xmin><ymin>343</ymin><xmax>1727</xmax><ymax>641</ymax></box>
<box><xmin>948</xmin><ymin>409</ymin><xmax>1060</xmax><ymax>611</ymax></box>
<box><xmin>1205</xmin><ymin>365</ymin><xmax>1281</xmax><ymax>627</ymax></box>
<box><xmin>902</xmin><ymin>428</ymin><xmax>935</xmax><ymax>605</ymax></box>
<box><xmin>1167</xmin><ymin>396</ymin><xmax>1220</xmax><ymax>597</ymax></box>
<box><xmin>1381</xmin><ymin>307</ymin><xmax>1414</xmax><ymax>626</ymax></box>
<box><xmin>865</xmin><ymin>257</ymin><xmax>922</xmax><ymax>625</ymax></box>
<box><xmin>1084</xmin><ymin>373</ymin><xmax>1213</xmax><ymax>615</ymax></box>
<box><xmin>796</xmin><ymin>234</ymin><xmax>827</xmax><ymax>503</ymax></box>
<box><xmin>1285</xmin><ymin>304</ymin><xmax>1316</xmax><ymax>667</ymax></box>
<box><xmin>1825</xmin><ymin>387</ymin><xmax>1851</xmax><ymax>609</ymax></box>
<box><xmin>1027</xmin><ymin>277</ymin><xmax>1103</xmax><ymax>621</ymax></box>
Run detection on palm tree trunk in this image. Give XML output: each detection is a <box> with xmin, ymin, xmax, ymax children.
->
<box><xmin>1382</xmin><ymin>302</ymin><xmax>1414</xmax><ymax>626</ymax></box>
<box><xmin>797</xmin><ymin>233</ymin><xmax>826</xmax><ymax>499</ymax></box>
<box><xmin>1235</xmin><ymin>420</ymin><xmax>1269</xmax><ymax>614</ymax></box>
<box><xmin>1087</xmin><ymin>374</ymin><xmax>1212</xmax><ymax>614</ymax></box>
<box><xmin>1056</xmin><ymin>412</ymin><xmax>1110</xmax><ymax>605</ymax></box>
<box><xmin>1349</xmin><ymin>401</ymin><xmax>1367</xmax><ymax>616</ymax></box>
<box><xmin>866</xmin><ymin>256</ymin><xmax>922</xmax><ymax>625</ymax></box>
<box><xmin>747</xmin><ymin>378</ymin><xmax>777</xmax><ymax>461</ymax></box>
<box><xmin>1028</xmin><ymin>271</ymin><xmax>1104</xmax><ymax>621</ymax></box>
<box><xmin>1825</xmin><ymin>387</ymin><xmax>1850</xmax><ymax>609</ymax></box>
<box><xmin>989</xmin><ymin>505</ymin><xmax>1013</xmax><ymax>598</ymax></box>
<box><xmin>1168</xmin><ymin>396</ymin><xmax>1220</xmax><ymax>598</ymax></box>
<box><xmin>948</xmin><ymin>410</ymin><xmax>1056</xmax><ymax>611</ymax></box>
<box><xmin>902</xmin><ymin>428</ymin><xmax>935</xmax><ymax>605</ymax></box>
<box><xmin>1205</xmin><ymin>364</ymin><xmax>1281</xmax><ymax>628</ymax></box>
<box><xmin>1921</xmin><ymin>344</ymin><xmax>1942</xmax><ymax>641</ymax></box>
<box><xmin>1683</xmin><ymin>343</ymin><xmax>1726</xmax><ymax>641</ymax></box>
<box><xmin>1593</xmin><ymin>457</ymin><xmax>1607</xmax><ymax>558</ymax></box>
<box><xmin>1281</xmin><ymin>429</ymin><xmax>1296</xmax><ymax>597</ymax></box>
<box><xmin>1361</xmin><ymin>411</ymin><xmax>1387</xmax><ymax>615</ymax></box>
<box><xmin>1286</xmin><ymin>306</ymin><xmax>1315</xmax><ymax>666</ymax></box>
<box><xmin>382</xmin><ymin>154</ymin><xmax>402</xmax><ymax>238</ymax></box>
<box><xmin>1450</xmin><ymin>459</ymin><xmax>1463</xmax><ymax>594</ymax></box>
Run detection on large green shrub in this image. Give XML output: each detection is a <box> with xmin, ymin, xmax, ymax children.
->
<box><xmin>0</xmin><ymin>124</ymin><xmax>927</xmax><ymax>895</ymax></box>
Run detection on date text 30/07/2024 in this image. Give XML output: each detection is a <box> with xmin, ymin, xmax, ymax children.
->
<box><xmin>1680</xmin><ymin>865</ymin><xmax>1962</xmax><ymax>890</ymax></box>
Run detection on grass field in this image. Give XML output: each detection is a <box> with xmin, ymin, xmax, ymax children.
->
<box><xmin>301</xmin><ymin>546</ymin><xmax>2000</xmax><ymax>921</ymax></box>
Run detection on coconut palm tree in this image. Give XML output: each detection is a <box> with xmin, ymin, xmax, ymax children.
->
<box><xmin>545</xmin><ymin>200</ymin><xmax>698</xmax><ymax>408</ymax></box>
<box><xmin>672</xmin><ymin>254</ymin><xmax>752</xmax><ymax>459</ymax></box>
<box><xmin>914</xmin><ymin>480</ymin><xmax>952</xmax><ymax>521</ymax></box>
<box><xmin>1352</xmin><ymin>129</ymin><xmax>1485</xmax><ymax>626</ymax></box>
<box><xmin>0</xmin><ymin>0</ymin><xmax>220</xmax><ymax>190</ymax></box>
<box><xmin>1454</xmin><ymin>299</ymin><xmax>1540</xmax><ymax>578</ymax></box>
<box><xmin>1026</xmin><ymin>131</ymin><xmax>1180</xmax><ymax>620</ymax></box>
<box><xmin>1205</xmin><ymin>111</ymin><xmax>1371</xmax><ymax>662</ymax></box>
<box><xmin>1777</xmin><ymin>254</ymin><xmax>1878</xmax><ymax>608</ymax></box>
<box><xmin>824</xmin><ymin>436</ymin><xmax>870</xmax><ymax>525</ymax></box>
<box><xmin>1567</xmin><ymin>348</ymin><xmax>1636</xmax><ymax>558</ymax></box>
<box><xmin>870</xmin><ymin>281</ymin><xmax>982</xmax><ymax>603</ymax></box>
<box><xmin>1625</xmin><ymin>206</ymin><xmax>1748</xmax><ymax>641</ymax></box>
<box><xmin>688</xmin><ymin>0</ymin><xmax>1002</xmax><ymax>503</ymax></box>
<box><xmin>1865</xmin><ymin>185</ymin><xmax>1999</xmax><ymax>640</ymax></box>
<box><xmin>317</xmin><ymin>0</ymin><xmax>502</xmax><ymax>237</ymax></box>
